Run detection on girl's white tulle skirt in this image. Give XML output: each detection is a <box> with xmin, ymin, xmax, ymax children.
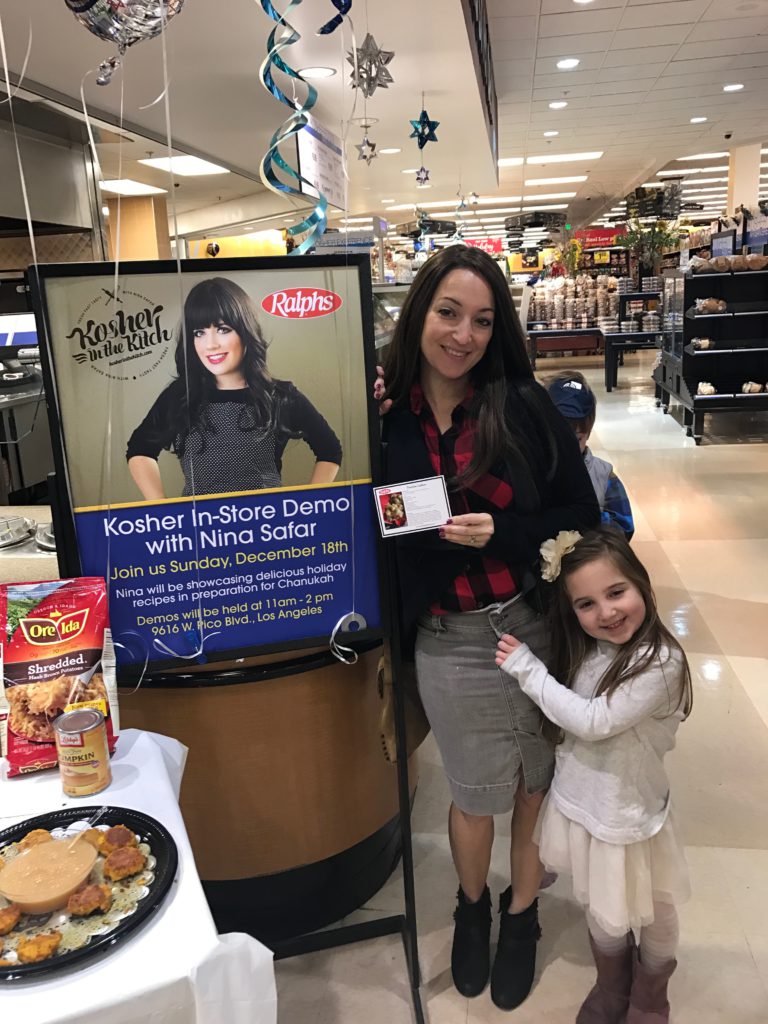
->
<box><xmin>535</xmin><ymin>794</ymin><xmax>691</xmax><ymax>937</ymax></box>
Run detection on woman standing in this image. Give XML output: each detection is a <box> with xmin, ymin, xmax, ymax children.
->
<box><xmin>127</xmin><ymin>277</ymin><xmax>342</xmax><ymax>499</ymax></box>
<box><xmin>380</xmin><ymin>246</ymin><xmax>599</xmax><ymax>1010</ymax></box>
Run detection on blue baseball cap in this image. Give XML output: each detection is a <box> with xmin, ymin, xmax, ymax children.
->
<box><xmin>547</xmin><ymin>378</ymin><xmax>595</xmax><ymax>419</ymax></box>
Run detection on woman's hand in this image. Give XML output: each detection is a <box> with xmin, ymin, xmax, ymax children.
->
<box><xmin>495</xmin><ymin>633</ymin><xmax>522</xmax><ymax>667</ymax></box>
<box><xmin>438</xmin><ymin>512</ymin><xmax>494</xmax><ymax>550</ymax></box>
<box><xmin>374</xmin><ymin>365</ymin><xmax>393</xmax><ymax>416</ymax></box>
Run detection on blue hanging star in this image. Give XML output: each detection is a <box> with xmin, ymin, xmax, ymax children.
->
<box><xmin>409</xmin><ymin>109</ymin><xmax>439</xmax><ymax>149</ymax></box>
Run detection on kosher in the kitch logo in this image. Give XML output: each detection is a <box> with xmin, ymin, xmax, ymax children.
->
<box><xmin>65</xmin><ymin>286</ymin><xmax>172</xmax><ymax>381</ymax></box>
<box><xmin>261</xmin><ymin>286</ymin><xmax>343</xmax><ymax>319</ymax></box>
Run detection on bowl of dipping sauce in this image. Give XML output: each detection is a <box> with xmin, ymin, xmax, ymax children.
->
<box><xmin>0</xmin><ymin>838</ymin><xmax>97</xmax><ymax>914</ymax></box>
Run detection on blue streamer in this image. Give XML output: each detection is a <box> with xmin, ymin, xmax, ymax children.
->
<box><xmin>318</xmin><ymin>0</ymin><xmax>351</xmax><ymax>35</ymax></box>
<box><xmin>258</xmin><ymin>0</ymin><xmax>329</xmax><ymax>255</ymax></box>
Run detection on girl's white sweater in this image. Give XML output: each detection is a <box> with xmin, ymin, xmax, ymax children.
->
<box><xmin>501</xmin><ymin>641</ymin><xmax>685</xmax><ymax>844</ymax></box>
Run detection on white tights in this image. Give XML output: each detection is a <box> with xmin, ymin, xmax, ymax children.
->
<box><xmin>588</xmin><ymin>901</ymin><xmax>679</xmax><ymax>973</ymax></box>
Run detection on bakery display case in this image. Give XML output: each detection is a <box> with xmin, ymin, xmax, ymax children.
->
<box><xmin>653</xmin><ymin>263</ymin><xmax>768</xmax><ymax>443</ymax></box>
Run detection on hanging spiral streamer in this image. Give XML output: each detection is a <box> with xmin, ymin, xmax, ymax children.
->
<box><xmin>318</xmin><ymin>0</ymin><xmax>352</xmax><ymax>35</ymax></box>
<box><xmin>258</xmin><ymin>0</ymin><xmax>334</xmax><ymax>254</ymax></box>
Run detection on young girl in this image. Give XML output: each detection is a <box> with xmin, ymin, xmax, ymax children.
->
<box><xmin>127</xmin><ymin>277</ymin><xmax>342</xmax><ymax>499</ymax></box>
<box><xmin>495</xmin><ymin>526</ymin><xmax>692</xmax><ymax>1024</ymax></box>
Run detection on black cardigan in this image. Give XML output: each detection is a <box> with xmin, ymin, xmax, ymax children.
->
<box><xmin>382</xmin><ymin>378</ymin><xmax>599</xmax><ymax>644</ymax></box>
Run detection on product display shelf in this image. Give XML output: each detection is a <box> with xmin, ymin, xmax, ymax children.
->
<box><xmin>603</xmin><ymin>291</ymin><xmax>662</xmax><ymax>392</ymax></box>
<box><xmin>527</xmin><ymin>326</ymin><xmax>604</xmax><ymax>369</ymax></box>
<box><xmin>653</xmin><ymin>271</ymin><xmax>768</xmax><ymax>443</ymax></box>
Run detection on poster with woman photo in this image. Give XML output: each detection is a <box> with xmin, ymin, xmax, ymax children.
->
<box><xmin>32</xmin><ymin>255</ymin><xmax>381</xmax><ymax>670</ymax></box>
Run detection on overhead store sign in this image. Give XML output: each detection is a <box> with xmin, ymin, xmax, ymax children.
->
<box><xmin>575</xmin><ymin>227</ymin><xmax>626</xmax><ymax>248</ymax></box>
<box><xmin>465</xmin><ymin>238</ymin><xmax>503</xmax><ymax>254</ymax></box>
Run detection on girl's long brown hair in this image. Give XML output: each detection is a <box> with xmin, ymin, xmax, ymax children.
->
<box><xmin>383</xmin><ymin>245</ymin><xmax>558</xmax><ymax>487</ymax></box>
<box><xmin>546</xmin><ymin>527</ymin><xmax>692</xmax><ymax>741</ymax></box>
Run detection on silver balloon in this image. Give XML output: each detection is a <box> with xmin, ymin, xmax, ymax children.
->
<box><xmin>65</xmin><ymin>0</ymin><xmax>187</xmax><ymax>84</ymax></box>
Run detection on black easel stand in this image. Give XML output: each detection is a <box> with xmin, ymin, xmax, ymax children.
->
<box><xmin>270</xmin><ymin>539</ymin><xmax>425</xmax><ymax>1024</ymax></box>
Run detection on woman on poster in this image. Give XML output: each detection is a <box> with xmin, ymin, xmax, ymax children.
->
<box><xmin>127</xmin><ymin>277</ymin><xmax>342</xmax><ymax>498</ymax></box>
<box><xmin>378</xmin><ymin>246</ymin><xmax>599</xmax><ymax>1010</ymax></box>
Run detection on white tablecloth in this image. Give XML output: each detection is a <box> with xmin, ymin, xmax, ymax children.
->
<box><xmin>0</xmin><ymin>729</ymin><xmax>277</xmax><ymax>1024</ymax></box>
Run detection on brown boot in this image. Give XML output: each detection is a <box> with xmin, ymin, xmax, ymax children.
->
<box><xmin>576</xmin><ymin>931</ymin><xmax>635</xmax><ymax>1024</ymax></box>
<box><xmin>626</xmin><ymin>955</ymin><xmax>677</xmax><ymax>1023</ymax></box>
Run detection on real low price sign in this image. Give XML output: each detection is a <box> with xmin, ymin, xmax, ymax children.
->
<box><xmin>465</xmin><ymin>238</ymin><xmax>503</xmax><ymax>254</ymax></box>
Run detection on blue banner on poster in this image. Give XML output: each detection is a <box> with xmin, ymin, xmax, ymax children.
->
<box><xmin>74</xmin><ymin>482</ymin><xmax>380</xmax><ymax>666</ymax></box>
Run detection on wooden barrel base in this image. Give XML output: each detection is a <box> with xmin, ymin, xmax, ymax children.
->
<box><xmin>202</xmin><ymin>811</ymin><xmax>403</xmax><ymax>944</ymax></box>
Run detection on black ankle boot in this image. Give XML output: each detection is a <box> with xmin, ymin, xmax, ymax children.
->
<box><xmin>451</xmin><ymin>885</ymin><xmax>492</xmax><ymax>997</ymax></box>
<box><xmin>490</xmin><ymin>887</ymin><xmax>542</xmax><ymax>1010</ymax></box>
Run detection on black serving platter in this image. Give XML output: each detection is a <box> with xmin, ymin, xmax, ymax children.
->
<box><xmin>0</xmin><ymin>805</ymin><xmax>178</xmax><ymax>982</ymax></box>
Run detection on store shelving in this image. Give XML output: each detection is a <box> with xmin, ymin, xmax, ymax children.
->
<box><xmin>603</xmin><ymin>291</ymin><xmax>662</xmax><ymax>392</ymax></box>
<box><xmin>653</xmin><ymin>270</ymin><xmax>768</xmax><ymax>443</ymax></box>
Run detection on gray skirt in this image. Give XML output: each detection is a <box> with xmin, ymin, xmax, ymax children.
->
<box><xmin>415</xmin><ymin>594</ymin><xmax>555</xmax><ymax>816</ymax></box>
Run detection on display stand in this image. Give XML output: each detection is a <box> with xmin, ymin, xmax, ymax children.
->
<box><xmin>654</xmin><ymin>269</ymin><xmax>768</xmax><ymax>443</ymax></box>
<box><xmin>603</xmin><ymin>291</ymin><xmax>661</xmax><ymax>392</ymax></box>
<box><xmin>30</xmin><ymin>254</ymin><xmax>427</xmax><ymax>1022</ymax></box>
<box><xmin>270</xmin><ymin>538</ymin><xmax>425</xmax><ymax>1023</ymax></box>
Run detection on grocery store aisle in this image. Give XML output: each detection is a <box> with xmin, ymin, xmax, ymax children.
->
<box><xmin>275</xmin><ymin>352</ymin><xmax>768</xmax><ymax>1024</ymax></box>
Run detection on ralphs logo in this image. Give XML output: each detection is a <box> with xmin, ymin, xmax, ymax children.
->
<box><xmin>261</xmin><ymin>287</ymin><xmax>342</xmax><ymax>319</ymax></box>
<box><xmin>19</xmin><ymin>609</ymin><xmax>89</xmax><ymax>646</ymax></box>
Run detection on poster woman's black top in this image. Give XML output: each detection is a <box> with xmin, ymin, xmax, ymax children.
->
<box><xmin>126</xmin><ymin>381</ymin><xmax>342</xmax><ymax>495</ymax></box>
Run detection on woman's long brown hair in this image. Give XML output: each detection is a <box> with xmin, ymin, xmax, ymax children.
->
<box><xmin>546</xmin><ymin>527</ymin><xmax>693</xmax><ymax>741</ymax></box>
<box><xmin>383</xmin><ymin>245</ymin><xmax>557</xmax><ymax>487</ymax></box>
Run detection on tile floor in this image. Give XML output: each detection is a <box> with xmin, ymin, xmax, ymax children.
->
<box><xmin>275</xmin><ymin>352</ymin><xmax>768</xmax><ymax>1023</ymax></box>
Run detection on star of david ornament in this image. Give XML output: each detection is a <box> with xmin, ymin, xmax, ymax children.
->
<box><xmin>416</xmin><ymin>166</ymin><xmax>430</xmax><ymax>185</ymax></box>
<box><xmin>347</xmin><ymin>33</ymin><xmax>395</xmax><ymax>99</ymax></box>
<box><xmin>355</xmin><ymin>135</ymin><xmax>377</xmax><ymax>165</ymax></box>
<box><xmin>409</xmin><ymin>109</ymin><xmax>440</xmax><ymax>149</ymax></box>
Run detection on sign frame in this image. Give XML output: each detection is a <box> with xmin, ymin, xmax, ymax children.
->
<box><xmin>29</xmin><ymin>254</ymin><xmax>388</xmax><ymax>680</ymax></box>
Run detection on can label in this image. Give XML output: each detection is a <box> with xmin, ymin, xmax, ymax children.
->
<box><xmin>54</xmin><ymin>714</ymin><xmax>112</xmax><ymax>797</ymax></box>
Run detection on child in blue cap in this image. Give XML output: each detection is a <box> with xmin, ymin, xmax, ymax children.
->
<box><xmin>546</xmin><ymin>371</ymin><xmax>634</xmax><ymax>540</ymax></box>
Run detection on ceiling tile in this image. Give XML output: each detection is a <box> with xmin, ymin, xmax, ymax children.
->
<box><xmin>490</xmin><ymin>16</ymin><xmax>540</xmax><ymax>42</ymax></box>
<box><xmin>619</xmin><ymin>0</ymin><xmax>710</xmax><ymax>28</ymax></box>
<box><xmin>690</xmin><ymin>16</ymin><xmax>768</xmax><ymax>40</ymax></box>
<box><xmin>601</xmin><ymin>45</ymin><xmax>679</xmax><ymax>66</ymax></box>
<box><xmin>537</xmin><ymin>32</ymin><xmax>616</xmax><ymax>57</ymax></box>
<box><xmin>539</xmin><ymin>9</ymin><xmax>623</xmax><ymax>36</ymax></box>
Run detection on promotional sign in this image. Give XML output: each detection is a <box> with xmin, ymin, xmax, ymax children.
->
<box><xmin>575</xmin><ymin>227</ymin><xmax>626</xmax><ymax>248</ymax></box>
<box><xmin>465</xmin><ymin>238</ymin><xmax>503</xmax><ymax>254</ymax></box>
<box><xmin>31</xmin><ymin>256</ymin><xmax>382</xmax><ymax>675</ymax></box>
<box><xmin>296</xmin><ymin>114</ymin><xmax>347</xmax><ymax>212</ymax></box>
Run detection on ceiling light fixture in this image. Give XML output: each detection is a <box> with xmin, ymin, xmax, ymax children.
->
<box><xmin>522</xmin><ymin>192</ymin><xmax>577</xmax><ymax>201</ymax></box>
<box><xmin>401</xmin><ymin>167</ymin><xmax>419</xmax><ymax>174</ymax></box>
<box><xmin>573</xmin><ymin>1</ymin><xmax>595</xmax><ymax>4</ymax></box>
<box><xmin>497</xmin><ymin>157</ymin><xmax>525</xmax><ymax>167</ymax></box>
<box><xmin>549</xmin><ymin>101</ymin><xmax>568</xmax><ymax>110</ymax></box>
<box><xmin>297</xmin><ymin>66</ymin><xmax>336</xmax><ymax>79</ymax></box>
<box><xmin>379</xmin><ymin>148</ymin><xmax>401</xmax><ymax>155</ymax></box>
<box><xmin>138</xmin><ymin>155</ymin><xmax>230</xmax><ymax>176</ymax></box>
<box><xmin>526</xmin><ymin>151</ymin><xmax>602</xmax><ymax>165</ymax></box>
<box><xmin>543</xmin><ymin>131</ymin><xmax>559</xmax><ymax>137</ymax></box>
<box><xmin>723</xmin><ymin>83</ymin><xmax>744</xmax><ymax>92</ymax></box>
<box><xmin>100</xmin><ymin>179</ymin><xmax>167</xmax><ymax>195</ymax></box>
<box><xmin>521</xmin><ymin>203</ymin><xmax>569</xmax><ymax>211</ymax></box>
<box><xmin>557</xmin><ymin>58</ymin><xmax>580</xmax><ymax>70</ymax></box>
<box><xmin>676</xmin><ymin>152</ymin><xmax>729</xmax><ymax>161</ymax></box>
<box><xmin>381</xmin><ymin>198</ymin><xmax>395</xmax><ymax>204</ymax></box>
<box><xmin>525</xmin><ymin>175</ymin><xmax>588</xmax><ymax>186</ymax></box>
<box><xmin>690</xmin><ymin>117</ymin><xmax>708</xmax><ymax>124</ymax></box>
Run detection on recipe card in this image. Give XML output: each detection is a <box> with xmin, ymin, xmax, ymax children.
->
<box><xmin>373</xmin><ymin>476</ymin><xmax>451</xmax><ymax>537</ymax></box>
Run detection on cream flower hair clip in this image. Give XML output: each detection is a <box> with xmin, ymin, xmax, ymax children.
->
<box><xmin>540</xmin><ymin>530</ymin><xmax>583</xmax><ymax>582</ymax></box>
